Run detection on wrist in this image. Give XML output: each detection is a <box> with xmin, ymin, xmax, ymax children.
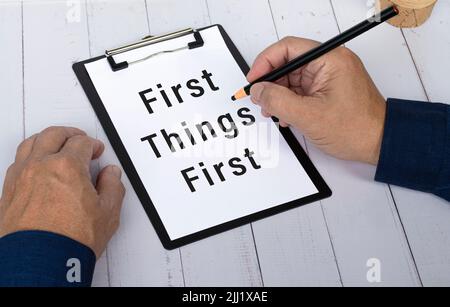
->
<box><xmin>366</xmin><ymin>99</ymin><xmax>386</xmax><ymax>165</ymax></box>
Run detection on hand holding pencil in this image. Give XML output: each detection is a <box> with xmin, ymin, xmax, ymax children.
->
<box><xmin>245</xmin><ymin>36</ymin><xmax>387</xmax><ymax>165</ymax></box>
<box><xmin>235</xmin><ymin>6</ymin><xmax>398</xmax><ymax>165</ymax></box>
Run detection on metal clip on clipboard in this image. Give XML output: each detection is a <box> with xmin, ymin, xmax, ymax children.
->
<box><xmin>105</xmin><ymin>28</ymin><xmax>204</xmax><ymax>72</ymax></box>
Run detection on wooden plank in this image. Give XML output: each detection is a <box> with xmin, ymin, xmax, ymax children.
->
<box><xmin>208</xmin><ymin>0</ymin><xmax>341</xmax><ymax>286</ymax></box>
<box><xmin>145</xmin><ymin>0</ymin><xmax>262</xmax><ymax>286</ymax></box>
<box><xmin>309</xmin><ymin>0</ymin><xmax>422</xmax><ymax>286</ymax></box>
<box><xmin>0</xmin><ymin>1</ymin><xmax>23</xmax><ymax>189</ymax></box>
<box><xmin>145</xmin><ymin>0</ymin><xmax>210</xmax><ymax>34</ymax></box>
<box><xmin>85</xmin><ymin>0</ymin><xmax>184</xmax><ymax>286</ymax></box>
<box><xmin>402</xmin><ymin>0</ymin><xmax>450</xmax><ymax>103</ymax></box>
<box><xmin>392</xmin><ymin>0</ymin><xmax>450</xmax><ymax>286</ymax></box>
<box><xmin>22</xmin><ymin>0</ymin><xmax>109</xmax><ymax>286</ymax></box>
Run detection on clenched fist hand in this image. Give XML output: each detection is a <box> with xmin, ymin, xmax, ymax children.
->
<box><xmin>0</xmin><ymin>127</ymin><xmax>125</xmax><ymax>258</ymax></box>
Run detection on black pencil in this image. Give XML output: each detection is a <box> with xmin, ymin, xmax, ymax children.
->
<box><xmin>231</xmin><ymin>6</ymin><xmax>399</xmax><ymax>101</ymax></box>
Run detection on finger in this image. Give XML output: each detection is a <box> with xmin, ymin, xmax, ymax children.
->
<box><xmin>31</xmin><ymin>127</ymin><xmax>87</xmax><ymax>158</ymax></box>
<box><xmin>261</xmin><ymin>109</ymin><xmax>288</xmax><ymax>127</ymax></box>
<box><xmin>60</xmin><ymin>135</ymin><xmax>104</xmax><ymax>168</ymax></box>
<box><xmin>247</xmin><ymin>37</ymin><xmax>321</xmax><ymax>83</ymax></box>
<box><xmin>261</xmin><ymin>109</ymin><xmax>271</xmax><ymax>118</ymax></box>
<box><xmin>280</xmin><ymin>121</ymin><xmax>289</xmax><ymax>128</ymax></box>
<box><xmin>251</xmin><ymin>82</ymin><xmax>311</xmax><ymax>126</ymax></box>
<box><xmin>96</xmin><ymin>165</ymin><xmax>126</xmax><ymax>212</ymax></box>
<box><xmin>15</xmin><ymin>134</ymin><xmax>38</xmax><ymax>163</ymax></box>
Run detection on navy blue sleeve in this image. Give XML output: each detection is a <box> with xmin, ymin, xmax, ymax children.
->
<box><xmin>375</xmin><ymin>98</ymin><xmax>450</xmax><ymax>201</ymax></box>
<box><xmin>0</xmin><ymin>231</ymin><xmax>96</xmax><ymax>287</ymax></box>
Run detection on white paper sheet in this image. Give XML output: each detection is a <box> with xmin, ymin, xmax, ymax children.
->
<box><xmin>85</xmin><ymin>26</ymin><xmax>318</xmax><ymax>240</ymax></box>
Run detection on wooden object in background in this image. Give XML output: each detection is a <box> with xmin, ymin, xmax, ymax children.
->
<box><xmin>378</xmin><ymin>0</ymin><xmax>437</xmax><ymax>28</ymax></box>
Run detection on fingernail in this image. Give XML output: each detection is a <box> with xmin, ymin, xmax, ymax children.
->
<box><xmin>109</xmin><ymin>165</ymin><xmax>122</xmax><ymax>178</ymax></box>
<box><xmin>250</xmin><ymin>83</ymin><xmax>265</xmax><ymax>103</ymax></box>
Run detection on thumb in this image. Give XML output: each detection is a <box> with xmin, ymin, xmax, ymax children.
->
<box><xmin>96</xmin><ymin>165</ymin><xmax>126</xmax><ymax>211</ymax></box>
<box><xmin>250</xmin><ymin>82</ymin><xmax>310</xmax><ymax>126</ymax></box>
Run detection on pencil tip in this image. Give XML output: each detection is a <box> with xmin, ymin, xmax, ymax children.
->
<box><xmin>231</xmin><ymin>88</ymin><xmax>248</xmax><ymax>101</ymax></box>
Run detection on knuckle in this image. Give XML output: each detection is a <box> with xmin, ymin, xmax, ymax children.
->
<box><xmin>336</xmin><ymin>46</ymin><xmax>353</xmax><ymax>57</ymax></box>
<box><xmin>15</xmin><ymin>134</ymin><xmax>37</xmax><ymax>158</ymax></box>
<box><xmin>337</xmin><ymin>47</ymin><xmax>362</xmax><ymax>68</ymax></box>
<box><xmin>281</xmin><ymin>36</ymin><xmax>297</xmax><ymax>45</ymax></box>
<box><xmin>5</xmin><ymin>164</ymin><xmax>16</xmax><ymax>177</ymax></box>
<box><xmin>255</xmin><ymin>48</ymin><xmax>267</xmax><ymax>60</ymax></box>
<box><xmin>16</xmin><ymin>139</ymin><xmax>29</xmax><ymax>154</ymax></box>
<box><xmin>40</xmin><ymin>126</ymin><xmax>66</xmax><ymax>142</ymax></box>
<box><xmin>42</xmin><ymin>126</ymin><xmax>62</xmax><ymax>135</ymax></box>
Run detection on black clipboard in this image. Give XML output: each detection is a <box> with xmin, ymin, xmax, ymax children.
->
<box><xmin>73</xmin><ymin>24</ymin><xmax>332</xmax><ymax>250</ymax></box>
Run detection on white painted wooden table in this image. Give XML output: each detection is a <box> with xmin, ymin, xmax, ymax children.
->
<box><xmin>1</xmin><ymin>0</ymin><xmax>449</xmax><ymax>287</ymax></box>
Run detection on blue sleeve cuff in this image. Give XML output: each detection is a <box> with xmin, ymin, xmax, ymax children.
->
<box><xmin>375</xmin><ymin>98</ymin><xmax>450</xmax><ymax>201</ymax></box>
<box><xmin>0</xmin><ymin>231</ymin><xmax>96</xmax><ymax>287</ymax></box>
